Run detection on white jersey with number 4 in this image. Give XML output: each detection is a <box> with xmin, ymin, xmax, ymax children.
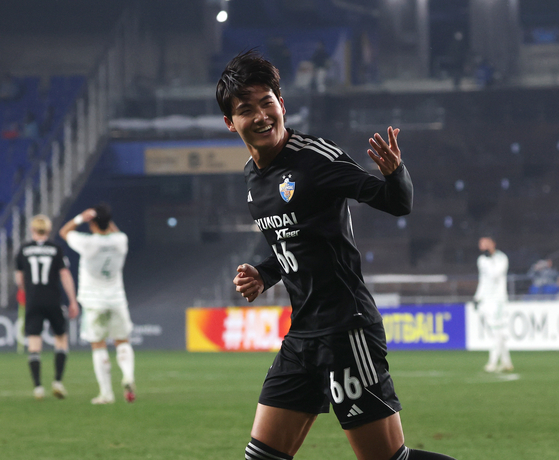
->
<box><xmin>66</xmin><ymin>231</ymin><xmax>128</xmax><ymax>308</ymax></box>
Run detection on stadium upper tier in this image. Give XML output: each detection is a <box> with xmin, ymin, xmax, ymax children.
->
<box><xmin>0</xmin><ymin>75</ymin><xmax>85</xmax><ymax>211</ymax></box>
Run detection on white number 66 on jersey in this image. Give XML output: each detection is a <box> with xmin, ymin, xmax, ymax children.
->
<box><xmin>272</xmin><ymin>241</ymin><xmax>299</xmax><ymax>273</ymax></box>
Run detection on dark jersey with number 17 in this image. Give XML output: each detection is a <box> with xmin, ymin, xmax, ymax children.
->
<box><xmin>247</xmin><ymin>129</ymin><xmax>413</xmax><ymax>338</ymax></box>
<box><xmin>16</xmin><ymin>240</ymin><xmax>68</xmax><ymax>308</ymax></box>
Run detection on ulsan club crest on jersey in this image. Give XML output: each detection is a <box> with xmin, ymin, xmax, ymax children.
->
<box><xmin>279</xmin><ymin>175</ymin><xmax>295</xmax><ymax>203</ymax></box>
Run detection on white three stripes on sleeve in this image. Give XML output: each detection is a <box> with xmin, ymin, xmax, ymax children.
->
<box><xmin>287</xmin><ymin>135</ymin><xmax>368</xmax><ymax>172</ymax></box>
<box><xmin>287</xmin><ymin>134</ymin><xmax>343</xmax><ymax>161</ymax></box>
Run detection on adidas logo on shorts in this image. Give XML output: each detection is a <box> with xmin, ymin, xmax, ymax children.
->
<box><xmin>346</xmin><ymin>404</ymin><xmax>363</xmax><ymax>417</ymax></box>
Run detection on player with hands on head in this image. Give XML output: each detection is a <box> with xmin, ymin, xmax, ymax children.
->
<box><xmin>59</xmin><ymin>203</ymin><xmax>136</xmax><ymax>404</ymax></box>
<box><xmin>219</xmin><ymin>50</ymin><xmax>456</xmax><ymax>460</ymax></box>
<box><xmin>15</xmin><ymin>214</ymin><xmax>79</xmax><ymax>400</ymax></box>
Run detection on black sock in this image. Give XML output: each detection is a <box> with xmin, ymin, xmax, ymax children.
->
<box><xmin>54</xmin><ymin>349</ymin><xmax>67</xmax><ymax>382</ymax></box>
<box><xmin>246</xmin><ymin>438</ymin><xmax>294</xmax><ymax>460</ymax></box>
<box><xmin>391</xmin><ymin>445</ymin><xmax>456</xmax><ymax>460</ymax></box>
<box><xmin>409</xmin><ymin>448</ymin><xmax>456</xmax><ymax>460</ymax></box>
<box><xmin>28</xmin><ymin>352</ymin><xmax>41</xmax><ymax>387</ymax></box>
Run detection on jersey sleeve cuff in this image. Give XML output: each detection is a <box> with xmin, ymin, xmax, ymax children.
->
<box><xmin>384</xmin><ymin>162</ymin><xmax>405</xmax><ymax>178</ymax></box>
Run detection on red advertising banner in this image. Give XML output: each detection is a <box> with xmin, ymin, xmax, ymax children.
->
<box><xmin>186</xmin><ymin>306</ymin><xmax>292</xmax><ymax>352</ymax></box>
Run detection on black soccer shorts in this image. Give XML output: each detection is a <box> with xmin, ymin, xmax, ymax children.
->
<box><xmin>25</xmin><ymin>304</ymin><xmax>67</xmax><ymax>336</ymax></box>
<box><xmin>258</xmin><ymin>321</ymin><xmax>402</xmax><ymax>429</ymax></box>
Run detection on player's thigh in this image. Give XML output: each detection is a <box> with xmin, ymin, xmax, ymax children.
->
<box><xmin>322</xmin><ymin>324</ymin><xmax>402</xmax><ymax>430</ymax></box>
<box><xmin>27</xmin><ymin>335</ymin><xmax>43</xmax><ymax>352</ymax></box>
<box><xmin>258</xmin><ymin>336</ymin><xmax>330</xmax><ymax>415</ymax></box>
<box><xmin>107</xmin><ymin>302</ymin><xmax>133</xmax><ymax>340</ymax></box>
<box><xmin>344</xmin><ymin>412</ymin><xmax>404</xmax><ymax>460</ymax></box>
<box><xmin>80</xmin><ymin>306</ymin><xmax>111</xmax><ymax>343</ymax></box>
<box><xmin>251</xmin><ymin>403</ymin><xmax>317</xmax><ymax>457</ymax></box>
<box><xmin>53</xmin><ymin>333</ymin><xmax>68</xmax><ymax>349</ymax></box>
<box><xmin>481</xmin><ymin>302</ymin><xmax>506</xmax><ymax>333</ymax></box>
<box><xmin>254</xmin><ymin>337</ymin><xmax>327</xmax><ymax>455</ymax></box>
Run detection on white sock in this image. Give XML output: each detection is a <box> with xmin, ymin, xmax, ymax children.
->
<box><xmin>487</xmin><ymin>341</ymin><xmax>499</xmax><ymax>367</ymax></box>
<box><xmin>116</xmin><ymin>342</ymin><xmax>135</xmax><ymax>385</ymax></box>
<box><xmin>92</xmin><ymin>348</ymin><xmax>113</xmax><ymax>397</ymax></box>
<box><xmin>498</xmin><ymin>335</ymin><xmax>512</xmax><ymax>367</ymax></box>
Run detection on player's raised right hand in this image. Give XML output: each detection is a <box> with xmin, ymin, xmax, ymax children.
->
<box><xmin>368</xmin><ymin>126</ymin><xmax>401</xmax><ymax>176</ymax></box>
<box><xmin>82</xmin><ymin>208</ymin><xmax>97</xmax><ymax>222</ymax></box>
<box><xmin>234</xmin><ymin>264</ymin><xmax>264</xmax><ymax>303</ymax></box>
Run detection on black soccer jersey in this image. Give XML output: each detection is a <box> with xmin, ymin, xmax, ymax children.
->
<box><xmin>16</xmin><ymin>240</ymin><xmax>69</xmax><ymax>308</ymax></box>
<box><xmin>246</xmin><ymin>129</ymin><xmax>413</xmax><ymax>338</ymax></box>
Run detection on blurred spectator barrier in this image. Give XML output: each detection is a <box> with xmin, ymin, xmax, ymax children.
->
<box><xmin>0</xmin><ymin>11</ymin><xmax>138</xmax><ymax>308</ymax></box>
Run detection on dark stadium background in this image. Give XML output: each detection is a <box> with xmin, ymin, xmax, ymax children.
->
<box><xmin>1</xmin><ymin>0</ymin><xmax>558</xmax><ymax>349</ymax></box>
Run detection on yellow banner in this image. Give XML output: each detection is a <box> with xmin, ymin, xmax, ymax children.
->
<box><xmin>145</xmin><ymin>146</ymin><xmax>249</xmax><ymax>174</ymax></box>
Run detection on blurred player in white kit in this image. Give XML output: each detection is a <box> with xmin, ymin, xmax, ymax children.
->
<box><xmin>59</xmin><ymin>203</ymin><xmax>136</xmax><ymax>404</ymax></box>
<box><xmin>474</xmin><ymin>236</ymin><xmax>513</xmax><ymax>373</ymax></box>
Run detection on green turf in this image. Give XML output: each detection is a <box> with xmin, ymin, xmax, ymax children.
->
<box><xmin>1</xmin><ymin>350</ymin><xmax>558</xmax><ymax>459</ymax></box>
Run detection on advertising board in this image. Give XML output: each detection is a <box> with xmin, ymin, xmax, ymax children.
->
<box><xmin>187</xmin><ymin>306</ymin><xmax>291</xmax><ymax>352</ymax></box>
<box><xmin>379</xmin><ymin>304</ymin><xmax>465</xmax><ymax>350</ymax></box>
<box><xmin>4</xmin><ymin>301</ymin><xmax>557</xmax><ymax>352</ymax></box>
<box><xmin>186</xmin><ymin>304</ymin><xmax>465</xmax><ymax>352</ymax></box>
<box><xmin>466</xmin><ymin>300</ymin><xmax>559</xmax><ymax>351</ymax></box>
<box><xmin>0</xmin><ymin>305</ymin><xmax>179</xmax><ymax>350</ymax></box>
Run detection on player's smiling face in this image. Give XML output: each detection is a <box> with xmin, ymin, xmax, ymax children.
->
<box><xmin>224</xmin><ymin>85</ymin><xmax>288</xmax><ymax>166</ymax></box>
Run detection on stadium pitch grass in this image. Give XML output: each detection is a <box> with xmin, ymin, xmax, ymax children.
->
<box><xmin>1</xmin><ymin>350</ymin><xmax>558</xmax><ymax>460</ymax></box>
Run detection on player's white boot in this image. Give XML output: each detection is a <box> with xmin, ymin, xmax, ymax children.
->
<box><xmin>91</xmin><ymin>393</ymin><xmax>115</xmax><ymax>405</ymax></box>
<box><xmin>52</xmin><ymin>381</ymin><xmax>67</xmax><ymax>399</ymax></box>
<box><xmin>122</xmin><ymin>381</ymin><xmax>136</xmax><ymax>403</ymax></box>
<box><xmin>116</xmin><ymin>342</ymin><xmax>135</xmax><ymax>403</ymax></box>
<box><xmin>497</xmin><ymin>363</ymin><xmax>514</xmax><ymax>372</ymax></box>
<box><xmin>92</xmin><ymin>348</ymin><xmax>114</xmax><ymax>404</ymax></box>
<box><xmin>483</xmin><ymin>363</ymin><xmax>497</xmax><ymax>373</ymax></box>
<box><xmin>33</xmin><ymin>385</ymin><xmax>45</xmax><ymax>400</ymax></box>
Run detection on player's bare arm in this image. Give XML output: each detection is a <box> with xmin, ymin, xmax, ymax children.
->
<box><xmin>59</xmin><ymin>208</ymin><xmax>97</xmax><ymax>240</ymax></box>
<box><xmin>60</xmin><ymin>268</ymin><xmax>79</xmax><ymax>319</ymax></box>
<box><xmin>108</xmin><ymin>221</ymin><xmax>119</xmax><ymax>233</ymax></box>
<box><xmin>234</xmin><ymin>264</ymin><xmax>264</xmax><ymax>303</ymax></box>
<box><xmin>367</xmin><ymin>126</ymin><xmax>401</xmax><ymax>176</ymax></box>
<box><xmin>15</xmin><ymin>270</ymin><xmax>24</xmax><ymax>290</ymax></box>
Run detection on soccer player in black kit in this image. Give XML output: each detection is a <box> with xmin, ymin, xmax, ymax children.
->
<box><xmin>15</xmin><ymin>214</ymin><xmax>79</xmax><ymax>400</ymax></box>
<box><xmin>216</xmin><ymin>51</ymin><xmax>457</xmax><ymax>460</ymax></box>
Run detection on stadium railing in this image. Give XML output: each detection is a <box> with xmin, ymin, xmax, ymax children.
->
<box><xmin>0</xmin><ymin>10</ymin><xmax>138</xmax><ymax>308</ymax></box>
<box><xmin>247</xmin><ymin>273</ymin><xmax>552</xmax><ymax>308</ymax></box>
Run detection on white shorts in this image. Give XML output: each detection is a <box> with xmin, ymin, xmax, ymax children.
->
<box><xmin>479</xmin><ymin>300</ymin><xmax>506</xmax><ymax>331</ymax></box>
<box><xmin>80</xmin><ymin>301</ymin><xmax>133</xmax><ymax>343</ymax></box>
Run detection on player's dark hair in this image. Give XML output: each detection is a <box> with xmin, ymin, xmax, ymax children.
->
<box><xmin>93</xmin><ymin>203</ymin><xmax>112</xmax><ymax>231</ymax></box>
<box><xmin>216</xmin><ymin>49</ymin><xmax>282</xmax><ymax>120</ymax></box>
<box><xmin>479</xmin><ymin>233</ymin><xmax>496</xmax><ymax>243</ymax></box>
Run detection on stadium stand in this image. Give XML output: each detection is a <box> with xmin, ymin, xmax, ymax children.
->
<box><xmin>0</xmin><ymin>75</ymin><xmax>85</xmax><ymax>210</ymax></box>
<box><xmin>2</xmin><ymin>1</ymin><xmax>559</xmax><ymax>309</ymax></box>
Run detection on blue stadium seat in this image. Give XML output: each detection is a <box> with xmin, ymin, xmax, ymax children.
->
<box><xmin>0</xmin><ymin>75</ymin><xmax>85</xmax><ymax>217</ymax></box>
